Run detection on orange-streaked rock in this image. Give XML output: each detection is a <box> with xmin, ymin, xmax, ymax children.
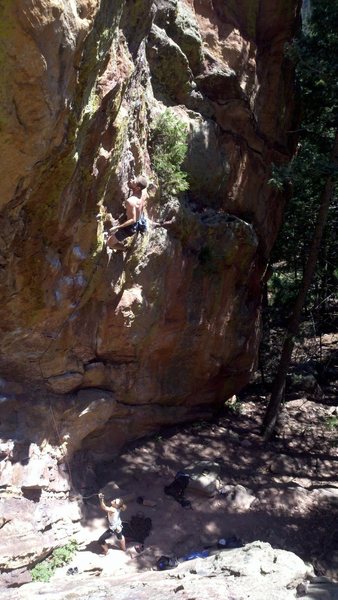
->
<box><xmin>0</xmin><ymin>0</ymin><xmax>300</xmax><ymax>476</ymax></box>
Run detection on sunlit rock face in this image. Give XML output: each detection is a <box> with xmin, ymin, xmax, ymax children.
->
<box><xmin>0</xmin><ymin>0</ymin><xmax>299</xmax><ymax>487</ymax></box>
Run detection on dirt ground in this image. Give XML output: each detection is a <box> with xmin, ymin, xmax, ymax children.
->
<box><xmin>54</xmin><ymin>374</ymin><xmax>337</xmax><ymax>583</ymax></box>
<box><xmin>50</xmin><ymin>333</ymin><xmax>338</xmax><ymax>584</ymax></box>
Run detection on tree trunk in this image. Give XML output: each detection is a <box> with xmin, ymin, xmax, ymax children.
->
<box><xmin>262</xmin><ymin>131</ymin><xmax>338</xmax><ymax>439</ymax></box>
<box><xmin>258</xmin><ymin>264</ymin><xmax>273</xmax><ymax>387</ymax></box>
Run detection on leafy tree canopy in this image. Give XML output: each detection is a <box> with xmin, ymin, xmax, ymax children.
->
<box><xmin>269</xmin><ymin>0</ymin><xmax>338</xmax><ymax>330</ymax></box>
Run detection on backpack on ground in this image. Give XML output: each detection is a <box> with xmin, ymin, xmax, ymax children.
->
<box><xmin>122</xmin><ymin>512</ymin><xmax>152</xmax><ymax>543</ymax></box>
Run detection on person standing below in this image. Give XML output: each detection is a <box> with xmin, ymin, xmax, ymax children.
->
<box><xmin>97</xmin><ymin>493</ymin><xmax>127</xmax><ymax>554</ymax></box>
<box><xmin>106</xmin><ymin>175</ymin><xmax>148</xmax><ymax>249</ymax></box>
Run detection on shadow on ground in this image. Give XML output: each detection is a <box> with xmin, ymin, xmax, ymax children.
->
<box><xmin>74</xmin><ymin>389</ymin><xmax>337</xmax><ymax>580</ymax></box>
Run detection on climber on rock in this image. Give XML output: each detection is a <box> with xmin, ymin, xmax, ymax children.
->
<box><xmin>97</xmin><ymin>493</ymin><xmax>127</xmax><ymax>554</ymax></box>
<box><xmin>153</xmin><ymin>215</ymin><xmax>177</xmax><ymax>229</ymax></box>
<box><xmin>106</xmin><ymin>175</ymin><xmax>148</xmax><ymax>249</ymax></box>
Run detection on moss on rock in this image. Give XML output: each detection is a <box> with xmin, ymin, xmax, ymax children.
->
<box><xmin>167</xmin><ymin>2</ymin><xmax>203</xmax><ymax>75</ymax></box>
<box><xmin>146</xmin><ymin>24</ymin><xmax>194</xmax><ymax>103</ymax></box>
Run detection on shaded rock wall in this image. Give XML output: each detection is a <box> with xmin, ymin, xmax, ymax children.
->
<box><xmin>0</xmin><ymin>0</ymin><xmax>300</xmax><ymax>550</ymax></box>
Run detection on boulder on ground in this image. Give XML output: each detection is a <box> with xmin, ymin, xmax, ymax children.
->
<box><xmin>219</xmin><ymin>484</ymin><xmax>256</xmax><ymax>511</ymax></box>
<box><xmin>184</xmin><ymin>461</ymin><xmax>221</xmax><ymax>496</ymax></box>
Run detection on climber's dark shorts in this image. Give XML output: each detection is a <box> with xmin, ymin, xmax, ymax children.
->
<box><xmin>115</xmin><ymin>225</ymin><xmax>137</xmax><ymax>241</ymax></box>
<box><xmin>98</xmin><ymin>528</ymin><xmax>123</xmax><ymax>544</ymax></box>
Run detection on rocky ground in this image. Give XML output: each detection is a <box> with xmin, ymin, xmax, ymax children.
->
<box><xmin>6</xmin><ymin>540</ymin><xmax>338</xmax><ymax>600</ymax></box>
<box><xmin>4</xmin><ymin>390</ymin><xmax>338</xmax><ymax>599</ymax></box>
<box><xmin>2</xmin><ymin>334</ymin><xmax>337</xmax><ymax>598</ymax></box>
<box><xmin>90</xmin><ymin>385</ymin><xmax>338</xmax><ymax>580</ymax></box>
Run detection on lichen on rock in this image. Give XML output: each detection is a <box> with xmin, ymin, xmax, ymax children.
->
<box><xmin>0</xmin><ymin>0</ymin><xmax>300</xmax><ymax>570</ymax></box>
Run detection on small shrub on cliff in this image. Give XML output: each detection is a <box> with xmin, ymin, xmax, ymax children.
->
<box><xmin>149</xmin><ymin>109</ymin><xmax>189</xmax><ymax>200</ymax></box>
<box><xmin>324</xmin><ymin>415</ymin><xmax>338</xmax><ymax>431</ymax></box>
<box><xmin>30</xmin><ymin>561</ymin><xmax>54</xmax><ymax>583</ymax></box>
<box><xmin>224</xmin><ymin>395</ymin><xmax>243</xmax><ymax>414</ymax></box>
<box><xmin>30</xmin><ymin>539</ymin><xmax>78</xmax><ymax>582</ymax></box>
<box><xmin>52</xmin><ymin>539</ymin><xmax>78</xmax><ymax>566</ymax></box>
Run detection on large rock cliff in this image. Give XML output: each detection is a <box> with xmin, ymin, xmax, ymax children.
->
<box><xmin>0</xmin><ymin>0</ymin><xmax>300</xmax><ymax>572</ymax></box>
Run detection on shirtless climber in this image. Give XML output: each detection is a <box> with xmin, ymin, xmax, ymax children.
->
<box><xmin>106</xmin><ymin>175</ymin><xmax>148</xmax><ymax>249</ymax></box>
<box><xmin>97</xmin><ymin>493</ymin><xmax>127</xmax><ymax>554</ymax></box>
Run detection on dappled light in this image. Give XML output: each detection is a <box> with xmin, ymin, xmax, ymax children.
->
<box><xmin>72</xmin><ymin>387</ymin><xmax>338</xmax><ymax>580</ymax></box>
<box><xmin>0</xmin><ymin>0</ymin><xmax>337</xmax><ymax>597</ymax></box>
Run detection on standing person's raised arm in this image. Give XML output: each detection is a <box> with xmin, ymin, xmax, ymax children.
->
<box><xmin>98</xmin><ymin>493</ymin><xmax>111</xmax><ymax>513</ymax></box>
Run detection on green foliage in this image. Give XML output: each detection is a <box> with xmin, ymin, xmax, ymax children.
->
<box><xmin>30</xmin><ymin>562</ymin><xmax>55</xmax><ymax>583</ymax></box>
<box><xmin>268</xmin><ymin>0</ymin><xmax>338</xmax><ymax>331</ymax></box>
<box><xmin>52</xmin><ymin>540</ymin><xmax>78</xmax><ymax>566</ymax></box>
<box><xmin>149</xmin><ymin>109</ymin><xmax>189</xmax><ymax>200</ymax></box>
<box><xmin>268</xmin><ymin>164</ymin><xmax>292</xmax><ymax>191</ymax></box>
<box><xmin>295</xmin><ymin>1</ymin><xmax>338</xmax><ymax>135</ymax></box>
<box><xmin>191</xmin><ymin>420</ymin><xmax>209</xmax><ymax>430</ymax></box>
<box><xmin>31</xmin><ymin>539</ymin><xmax>78</xmax><ymax>583</ymax></box>
<box><xmin>268</xmin><ymin>271</ymin><xmax>299</xmax><ymax>317</ymax></box>
<box><xmin>324</xmin><ymin>415</ymin><xmax>338</xmax><ymax>430</ymax></box>
<box><xmin>224</xmin><ymin>396</ymin><xmax>242</xmax><ymax>414</ymax></box>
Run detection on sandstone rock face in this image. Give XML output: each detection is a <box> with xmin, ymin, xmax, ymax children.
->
<box><xmin>0</xmin><ymin>0</ymin><xmax>300</xmax><ymax>563</ymax></box>
<box><xmin>0</xmin><ymin>494</ymin><xmax>81</xmax><ymax>571</ymax></box>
